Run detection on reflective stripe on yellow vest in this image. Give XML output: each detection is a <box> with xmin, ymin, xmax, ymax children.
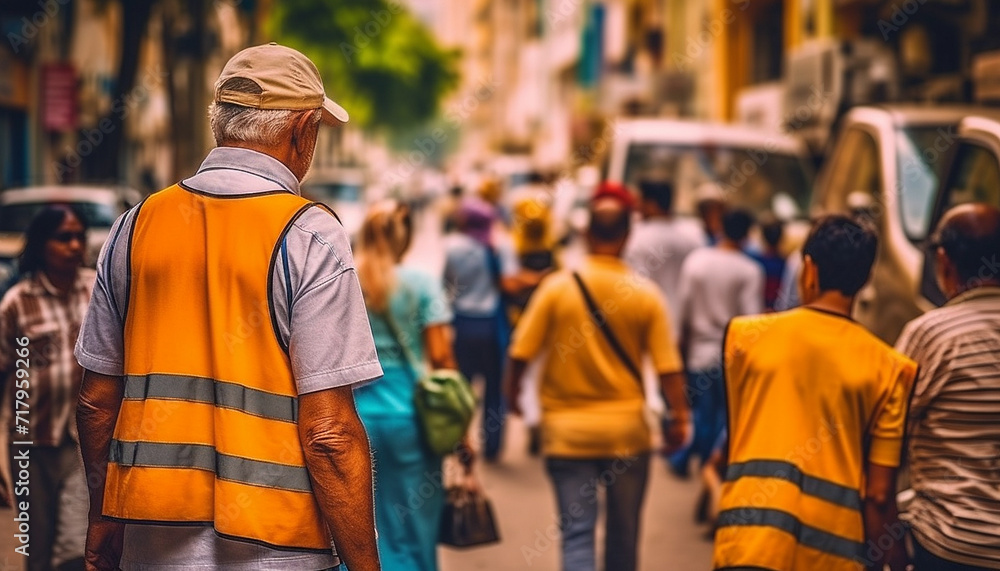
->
<box><xmin>714</xmin><ymin>316</ymin><xmax>866</xmax><ymax>571</ymax></box>
<box><xmin>106</xmin><ymin>184</ymin><xmax>330</xmax><ymax>552</ymax></box>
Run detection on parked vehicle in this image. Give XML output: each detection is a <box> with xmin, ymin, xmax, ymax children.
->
<box><xmin>920</xmin><ymin>114</ymin><xmax>1000</xmax><ymax>306</ymax></box>
<box><xmin>0</xmin><ymin>185</ymin><xmax>140</xmax><ymax>280</ymax></box>
<box><xmin>810</xmin><ymin>105</ymin><xmax>999</xmax><ymax>343</ymax></box>
<box><xmin>605</xmin><ymin>118</ymin><xmax>816</xmax><ymax>248</ymax></box>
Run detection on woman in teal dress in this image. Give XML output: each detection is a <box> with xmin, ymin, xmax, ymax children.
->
<box><xmin>353</xmin><ymin>200</ymin><xmax>475</xmax><ymax>571</ymax></box>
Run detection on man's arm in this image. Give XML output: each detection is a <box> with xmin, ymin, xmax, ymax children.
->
<box><xmin>298</xmin><ymin>386</ymin><xmax>379</xmax><ymax>571</ymax></box>
<box><xmin>864</xmin><ymin>464</ymin><xmax>907</xmax><ymax>571</ymax></box>
<box><xmin>503</xmin><ymin>357</ymin><xmax>530</xmax><ymax>417</ymax></box>
<box><xmin>659</xmin><ymin>371</ymin><xmax>691</xmax><ymax>453</ymax></box>
<box><xmin>77</xmin><ymin>369</ymin><xmax>126</xmax><ymax>571</ymax></box>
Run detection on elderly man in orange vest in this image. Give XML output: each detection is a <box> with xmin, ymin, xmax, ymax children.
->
<box><xmin>74</xmin><ymin>44</ymin><xmax>383</xmax><ymax>571</ymax></box>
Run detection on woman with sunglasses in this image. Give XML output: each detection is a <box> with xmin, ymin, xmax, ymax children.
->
<box><xmin>0</xmin><ymin>205</ymin><xmax>95</xmax><ymax>571</ymax></box>
<box><xmin>352</xmin><ymin>200</ymin><xmax>476</xmax><ymax>570</ymax></box>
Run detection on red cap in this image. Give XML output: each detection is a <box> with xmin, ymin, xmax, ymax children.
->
<box><xmin>592</xmin><ymin>181</ymin><xmax>636</xmax><ymax>211</ymax></box>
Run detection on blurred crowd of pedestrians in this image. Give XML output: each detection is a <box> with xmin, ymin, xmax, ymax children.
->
<box><xmin>0</xmin><ymin>42</ymin><xmax>996</xmax><ymax>571</ymax></box>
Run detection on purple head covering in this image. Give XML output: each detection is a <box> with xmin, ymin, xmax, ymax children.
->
<box><xmin>458</xmin><ymin>197</ymin><xmax>496</xmax><ymax>245</ymax></box>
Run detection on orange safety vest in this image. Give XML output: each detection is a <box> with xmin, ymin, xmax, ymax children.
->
<box><xmin>104</xmin><ymin>184</ymin><xmax>331</xmax><ymax>552</ymax></box>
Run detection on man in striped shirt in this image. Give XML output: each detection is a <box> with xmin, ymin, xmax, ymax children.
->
<box><xmin>896</xmin><ymin>203</ymin><xmax>1000</xmax><ymax>570</ymax></box>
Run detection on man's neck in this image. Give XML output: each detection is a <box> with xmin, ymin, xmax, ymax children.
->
<box><xmin>717</xmin><ymin>239</ymin><xmax>741</xmax><ymax>252</ymax></box>
<box><xmin>804</xmin><ymin>291</ymin><xmax>854</xmax><ymax>318</ymax></box>
<box><xmin>43</xmin><ymin>269</ymin><xmax>76</xmax><ymax>294</ymax></box>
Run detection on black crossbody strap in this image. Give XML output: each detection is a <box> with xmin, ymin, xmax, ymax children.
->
<box><xmin>572</xmin><ymin>272</ymin><xmax>643</xmax><ymax>384</ymax></box>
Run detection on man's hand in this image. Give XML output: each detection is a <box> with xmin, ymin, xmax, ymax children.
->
<box><xmin>662</xmin><ymin>417</ymin><xmax>692</xmax><ymax>455</ymax></box>
<box><xmin>84</xmin><ymin>518</ymin><xmax>125</xmax><ymax>571</ymax></box>
<box><xmin>503</xmin><ymin>357</ymin><xmax>529</xmax><ymax>417</ymax></box>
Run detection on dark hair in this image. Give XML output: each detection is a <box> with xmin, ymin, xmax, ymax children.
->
<box><xmin>722</xmin><ymin>209</ymin><xmax>754</xmax><ymax>242</ymax></box>
<box><xmin>638</xmin><ymin>180</ymin><xmax>674</xmax><ymax>213</ymax></box>
<box><xmin>761</xmin><ymin>218</ymin><xmax>784</xmax><ymax>249</ymax></box>
<box><xmin>19</xmin><ymin>205</ymin><xmax>89</xmax><ymax>275</ymax></box>
<box><xmin>802</xmin><ymin>215</ymin><xmax>878</xmax><ymax>296</ymax></box>
<box><xmin>934</xmin><ymin>207</ymin><xmax>1000</xmax><ymax>284</ymax></box>
<box><xmin>588</xmin><ymin>202</ymin><xmax>631</xmax><ymax>243</ymax></box>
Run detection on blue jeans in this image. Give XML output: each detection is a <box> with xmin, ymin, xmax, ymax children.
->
<box><xmin>544</xmin><ymin>454</ymin><xmax>651</xmax><ymax>571</ymax></box>
<box><xmin>669</xmin><ymin>367</ymin><xmax>726</xmax><ymax>473</ymax></box>
<box><xmin>453</xmin><ymin>314</ymin><xmax>506</xmax><ymax>459</ymax></box>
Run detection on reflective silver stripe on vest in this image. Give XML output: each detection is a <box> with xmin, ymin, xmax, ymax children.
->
<box><xmin>726</xmin><ymin>459</ymin><xmax>862</xmax><ymax>511</ymax></box>
<box><xmin>717</xmin><ymin>508</ymin><xmax>866</xmax><ymax>563</ymax></box>
<box><xmin>109</xmin><ymin>440</ymin><xmax>313</xmax><ymax>493</ymax></box>
<box><xmin>125</xmin><ymin>374</ymin><xmax>297</xmax><ymax>423</ymax></box>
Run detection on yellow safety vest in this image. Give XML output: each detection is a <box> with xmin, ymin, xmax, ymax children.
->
<box><xmin>104</xmin><ymin>184</ymin><xmax>331</xmax><ymax>552</ymax></box>
<box><xmin>713</xmin><ymin>309</ymin><xmax>915</xmax><ymax>571</ymax></box>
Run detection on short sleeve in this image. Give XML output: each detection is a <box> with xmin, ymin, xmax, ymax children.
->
<box><xmin>278</xmin><ymin>207</ymin><xmax>383</xmax><ymax>394</ymax></box>
<box><xmin>868</xmin><ymin>357</ymin><xmax>918</xmax><ymax>467</ymax></box>
<box><xmin>645</xmin><ymin>290</ymin><xmax>683</xmax><ymax>375</ymax></box>
<box><xmin>508</xmin><ymin>276</ymin><xmax>556</xmax><ymax>361</ymax></box>
<box><xmin>0</xmin><ymin>291</ymin><xmax>20</xmax><ymax>374</ymax></box>
<box><xmin>75</xmin><ymin>208</ymin><xmax>136</xmax><ymax>376</ymax></box>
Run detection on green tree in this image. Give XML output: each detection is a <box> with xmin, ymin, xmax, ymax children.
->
<box><xmin>269</xmin><ymin>0</ymin><xmax>459</xmax><ymax>133</ymax></box>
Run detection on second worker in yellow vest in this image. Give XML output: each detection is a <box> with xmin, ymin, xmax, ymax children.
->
<box><xmin>713</xmin><ymin>215</ymin><xmax>917</xmax><ymax>571</ymax></box>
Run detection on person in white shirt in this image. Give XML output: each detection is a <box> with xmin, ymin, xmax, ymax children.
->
<box><xmin>672</xmin><ymin>209</ymin><xmax>764</xmax><ymax>478</ymax></box>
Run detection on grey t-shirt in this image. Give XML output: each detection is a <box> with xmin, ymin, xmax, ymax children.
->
<box><xmin>677</xmin><ymin>246</ymin><xmax>764</xmax><ymax>371</ymax></box>
<box><xmin>74</xmin><ymin>147</ymin><xmax>383</xmax><ymax>570</ymax></box>
<box><xmin>442</xmin><ymin>232</ymin><xmax>516</xmax><ymax>318</ymax></box>
<box><xmin>624</xmin><ymin>216</ymin><xmax>705</xmax><ymax>338</ymax></box>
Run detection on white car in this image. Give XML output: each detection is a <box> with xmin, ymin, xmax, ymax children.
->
<box><xmin>0</xmin><ymin>186</ymin><xmax>140</xmax><ymax>275</ymax></box>
<box><xmin>605</xmin><ymin>118</ymin><xmax>816</xmax><ymax>248</ymax></box>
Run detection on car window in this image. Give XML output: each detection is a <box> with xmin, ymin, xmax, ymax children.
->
<box><xmin>896</xmin><ymin>127</ymin><xmax>953</xmax><ymax>242</ymax></box>
<box><xmin>823</xmin><ymin>127</ymin><xmax>883</xmax><ymax>219</ymax></box>
<box><xmin>942</xmin><ymin>142</ymin><xmax>1000</xmax><ymax>210</ymax></box>
<box><xmin>0</xmin><ymin>201</ymin><xmax>116</xmax><ymax>233</ymax></box>
<box><xmin>622</xmin><ymin>144</ymin><xmax>813</xmax><ymax>220</ymax></box>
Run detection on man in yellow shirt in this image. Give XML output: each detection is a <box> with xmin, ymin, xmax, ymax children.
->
<box><xmin>506</xmin><ymin>183</ymin><xmax>690</xmax><ymax>571</ymax></box>
<box><xmin>713</xmin><ymin>215</ymin><xmax>917</xmax><ymax>571</ymax></box>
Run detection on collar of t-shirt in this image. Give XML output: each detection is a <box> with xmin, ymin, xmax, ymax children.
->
<box><xmin>181</xmin><ymin>147</ymin><xmax>301</xmax><ymax>197</ymax></box>
<box><xmin>947</xmin><ymin>285</ymin><xmax>1000</xmax><ymax>307</ymax></box>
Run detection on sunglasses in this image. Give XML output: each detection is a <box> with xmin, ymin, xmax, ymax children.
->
<box><xmin>51</xmin><ymin>231</ymin><xmax>87</xmax><ymax>244</ymax></box>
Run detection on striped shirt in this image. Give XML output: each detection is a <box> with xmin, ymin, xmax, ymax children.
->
<box><xmin>0</xmin><ymin>269</ymin><xmax>95</xmax><ymax>446</ymax></box>
<box><xmin>895</xmin><ymin>286</ymin><xmax>1000</xmax><ymax>569</ymax></box>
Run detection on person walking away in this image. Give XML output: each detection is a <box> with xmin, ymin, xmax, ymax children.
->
<box><xmin>444</xmin><ymin>196</ymin><xmax>513</xmax><ymax>461</ymax></box>
<box><xmin>895</xmin><ymin>203</ymin><xmax>1000</xmax><ymax>570</ymax></box>
<box><xmin>748</xmin><ymin>216</ymin><xmax>786</xmax><ymax>312</ymax></box>
<box><xmin>624</xmin><ymin>179</ymin><xmax>704</xmax><ymax>339</ymax></box>
<box><xmin>504</xmin><ymin>187</ymin><xmax>559</xmax><ymax>455</ymax></box>
<box><xmin>672</xmin><ymin>209</ymin><xmax>763</xmax><ymax>479</ymax></box>
<box><xmin>714</xmin><ymin>215</ymin><xmax>916</xmax><ymax>571</ymax></box>
<box><xmin>0</xmin><ymin>206</ymin><xmax>94</xmax><ymax>571</ymax></box>
<box><xmin>353</xmin><ymin>200</ymin><xmax>477</xmax><ymax>570</ymax></box>
<box><xmin>506</xmin><ymin>183</ymin><xmax>691</xmax><ymax>571</ymax></box>
<box><xmin>74</xmin><ymin>43</ymin><xmax>382</xmax><ymax>571</ymax></box>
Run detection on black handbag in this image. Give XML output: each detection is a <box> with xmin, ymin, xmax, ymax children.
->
<box><xmin>439</xmin><ymin>486</ymin><xmax>501</xmax><ymax>548</ymax></box>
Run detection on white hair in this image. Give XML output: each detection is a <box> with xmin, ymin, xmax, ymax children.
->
<box><xmin>208</xmin><ymin>77</ymin><xmax>321</xmax><ymax>146</ymax></box>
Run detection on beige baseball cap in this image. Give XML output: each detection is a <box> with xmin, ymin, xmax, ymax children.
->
<box><xmin>215</xmin><ymin>42</ymin><xmax>349</xmax><ymax>125</ymax></box>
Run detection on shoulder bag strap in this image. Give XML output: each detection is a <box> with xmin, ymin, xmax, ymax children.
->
<box><xmin>572</xmin><ymin>272</ymin><xmax>643</xmax><ymax>385</ymax></box>
<box><xmin>381</xmin><ymin>287</ymin><xmax>423</xmax><ymax>379</ymax></box>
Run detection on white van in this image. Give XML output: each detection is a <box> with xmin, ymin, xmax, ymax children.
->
<box><xmin>811</xmin><ymin>105</ymin><xmax>999</xmax><ymax>343</ymax></box>
<box><xmin>605</xmin><ymin>119</ymin><xmax>816</xmax><ymax>248</ymax></box>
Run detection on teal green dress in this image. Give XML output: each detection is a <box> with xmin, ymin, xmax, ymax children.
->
<box><xmin>354</xmin><ymin>266</ymin><xmax>452</xmax><ymax>571</ymax></box>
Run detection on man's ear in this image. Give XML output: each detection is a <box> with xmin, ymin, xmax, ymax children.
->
<box><xmin>935</xmin><ymin>246</ymin><xmax>955</xmax><ymax>296</ymax></box>
<box><xmin>292</xmin><ymin>112</ymin><xmax>318</xmax><ymax>154</ymax></box>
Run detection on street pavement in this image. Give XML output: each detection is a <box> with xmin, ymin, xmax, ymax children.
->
<box><xmin>440</xmin><ymin>415</ymin><xmax>715</xmax><ymax>571</ymax></box>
